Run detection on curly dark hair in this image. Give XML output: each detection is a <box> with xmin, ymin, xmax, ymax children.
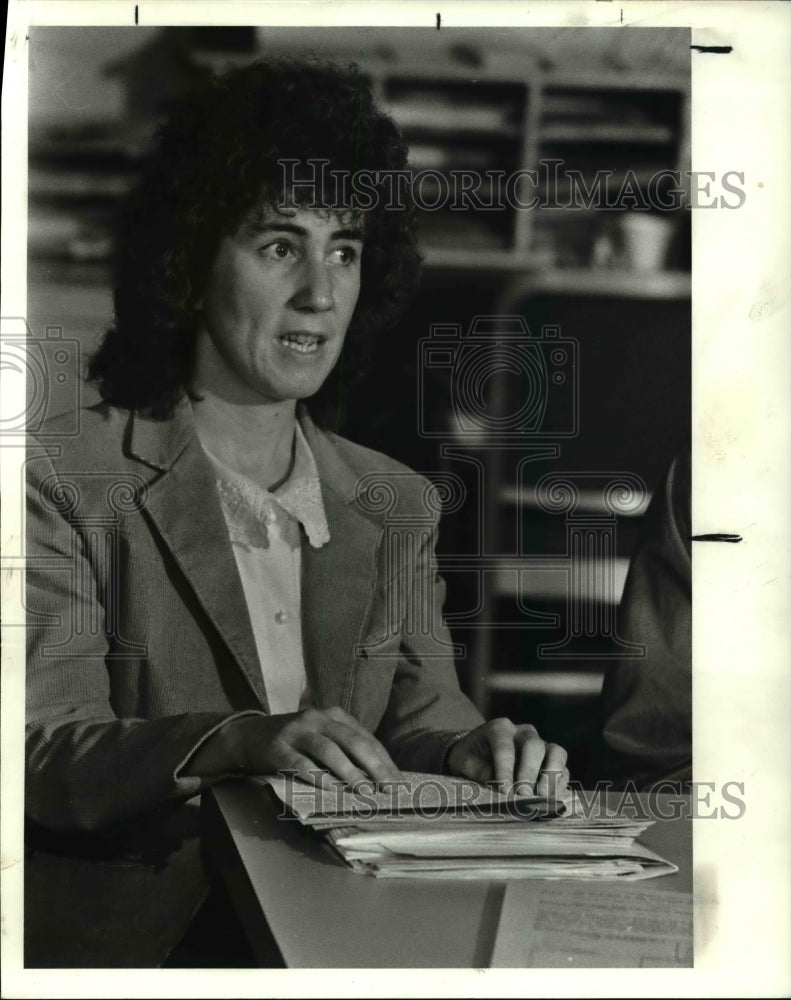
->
<box><xmin>88</xmin><ymin>56</ymin><xmax>422</xmax><ymax>424</ymax></box>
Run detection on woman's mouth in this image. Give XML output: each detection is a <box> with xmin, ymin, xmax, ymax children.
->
<box><xmin>279</xmin><ymin>332</ymin><xmax>326</xmax><ymax>355</ymax></box>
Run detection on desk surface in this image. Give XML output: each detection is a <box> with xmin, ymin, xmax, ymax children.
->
<box><xmin>202</xmin><ymin>781</ymin><xmax>692</xmax><ymax>968</ymax></box>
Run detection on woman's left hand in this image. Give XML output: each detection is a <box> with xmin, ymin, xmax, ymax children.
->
<box><xmin>446</xmin><ymin>719</ymin><xmax>569</xmax><ymax>799</ymax></box>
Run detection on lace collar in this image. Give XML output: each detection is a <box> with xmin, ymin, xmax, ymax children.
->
<box><xmin>203</xmin><ymin>423</ymin><xmax>330</xmax><ymax>551</ymax></box>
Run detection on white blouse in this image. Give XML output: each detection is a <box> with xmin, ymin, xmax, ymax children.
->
<box><xmin>201</xmin><ymin>423</ymin><xmax>330</xmax><ymax>715</ymax></box>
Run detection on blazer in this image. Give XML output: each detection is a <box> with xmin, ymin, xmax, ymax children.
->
<box><xmin>26</xmin><ymin>398</ymin><xmax>484</xmax><ymax>834</ymax></box>
<box><xmin>24</xmin><ymin>398</ymin><xmax>485</xmax><ymax>966</ymax></box>
<box><xmin>596</xmin><ymin>450</ymin><xmax>692</xmax><ymax>789</ymax></box>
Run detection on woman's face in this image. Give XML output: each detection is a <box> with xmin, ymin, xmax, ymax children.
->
<box><xmin>192</xmin><ymin>204</ymin><xmax>364</xmax><ymax>405</ymax></box>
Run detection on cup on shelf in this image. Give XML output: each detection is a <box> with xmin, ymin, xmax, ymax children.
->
<box><xmin>619</xmin><ymin>213</ymin><xmax>675</xmax><ymax>271</ymax></box>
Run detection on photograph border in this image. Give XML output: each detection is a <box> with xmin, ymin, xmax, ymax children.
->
<box><xmin>2</xmin><ymin>2</ymin><xmax>790</xmax><ymax>997</ymax></box>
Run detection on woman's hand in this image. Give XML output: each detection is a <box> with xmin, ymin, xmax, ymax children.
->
<box><xmin>446</xmin><ymin>719</ymin><xmax>569</xmax><ymax>799</ymax></box>
<box><xmin>186</xmin><ymin>705</ymin><xmax>401</xmax><ymax>787</ymax></box>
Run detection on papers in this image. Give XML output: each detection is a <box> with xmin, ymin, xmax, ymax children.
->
<box><xmin>262</xmin><ymin>770</ymin><xmax>566</xmax><ymax>827</ymax></box>
<box><xmin>490</xmin><ymin>881</ymin><xmax>693</xmax><ymax>967</ymax></box>
<box><xmin>259</xmin><ymin>772</ymin><xmax>678</xmax><ymax>882</ymax></box>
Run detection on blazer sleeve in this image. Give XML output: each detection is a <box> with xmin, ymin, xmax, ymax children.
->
<box><xmin>25</xmin><ymin>447</ymin><xmax>257</xmax><ymax>832</ymax></box>
<box><xmin>373</xmin><ymin>507</ymin><xmax>484</xmax><ymax>773</ymax></box>
<box><xmin>596</xmin><ymin>450</ymin><xmax>692</xmax><ymax>788</ymax></box>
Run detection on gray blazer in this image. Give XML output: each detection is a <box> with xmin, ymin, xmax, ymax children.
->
<box><xmin>26</xmin><ymin>399</ymin><xmax>483</xmax><ymax>833</ymax></box>
<box><xmin>597</xmin><ymin>450</ymin><xmax>692</xmax><ymax>788</ymax></box>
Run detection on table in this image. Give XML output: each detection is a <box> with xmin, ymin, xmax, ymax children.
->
<box><xmin>202</xmin><ymin>781</ymin><xmax>692</xmax><ymax>968</ymax></box>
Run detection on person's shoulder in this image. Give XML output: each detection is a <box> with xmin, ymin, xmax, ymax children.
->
<box><xmin>31</xmin><ymin>401</ymin><xmax>129</xmax><ymax>439</ymax></box>
<box><xmin>320</xmin><ymin>428</ymin><xmax>417</xmax><ymax>478</ymax></box>
<box><xmin>663</xmin><ymin>447</ymin><xmax>691</xmax><ymax>553</ymax></box>
<box><xmin>27</xmin><ymin>403</ymin><xmax>132</xmax><ymax>471</ymax></box>
<box><xmin>312</xmin><ymin>425</ymin><xmax>437</xmax><ymax>520</ymax></box>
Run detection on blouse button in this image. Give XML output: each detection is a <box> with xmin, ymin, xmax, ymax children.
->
<box><xmin>274</xmin><ymin>609</ymin><xmax>287</xmax><ymax>624</ymax></box>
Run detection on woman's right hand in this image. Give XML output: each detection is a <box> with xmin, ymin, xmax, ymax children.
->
<box><xmin>185</xmin><ymin>705</ymin><xmax>401</xmax><ymax>787</ymax></box>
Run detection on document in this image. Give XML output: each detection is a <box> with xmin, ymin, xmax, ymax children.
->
<box><xmin>491</xmin><ymin>881</ymin><xmax>693</xmax><ymax>967</ymax></box>
<box><xmin>261</xmin><ymin>770</ymin><xmax>565</xmax><ymax>820</ymax></box>
<box><xmin>260</xmin><ymin>772</ymin><xmax>678</xmax><ymax>881</ymax></box>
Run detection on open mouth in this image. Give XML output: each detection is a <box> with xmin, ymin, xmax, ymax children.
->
<box><xmin>279</xmin><ymin>332</ymin><xmax>327</xmax><ymax>355</ymax></box>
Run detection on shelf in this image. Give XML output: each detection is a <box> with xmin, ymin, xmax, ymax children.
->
<box><xmin>390</xmin><ymin>108</ymin><xmax>522</xmax><ymax>139</ymax></box>
<box><xmin>28</xmin><ymin>259</ymin><xmax>112</xmax><ymax>288</ymax></box>
<box><xmin>29</xmin><ymin>169</ymin><xmax>132</xmax><ymax>200</ymax></box>
<box><xmin>494</xmin><ymin>557</ymin><xmax>631</xmax><ymax>604</ymax></box>
<box><xmin>498</xmin><ymin>268</ymin><xmax>691</xmax><ymax>302</ymax></box>
<box><xmin>541</xmin><ymin>71</ymin><xmax>688</xmax><ymax>93</ymax></box>
<box><xmin>500</xmin><ymin>485</ymin><xmax>652</xmax><ymax>517</ymax></box>
<box><xmin>29</xmin><ymin>132</ymin><xmax>148</xmax><ymax>163</ymax></box>
<box><xmin>485</xmin><ymin>670</ymin><xmax>604</xmax><ymax>697</ymax></box>
<box><xmin>540</xmin><ymin>124</ymin><xmax>675</xmax><ymax>145</ymax></box>
<box><xmin>422</xmin><ymin>247</ymin><xmax>552</xmax><ymax>271</ymax></box>
<box><xmin>405</xmin><ymin>157</ymin><xmax>514</xmax><ymax>180</ymax></box>
<box><xmin>532</xmin><ymin>167</ymin><xmax>679</xmax><ymax>204</ymax></box>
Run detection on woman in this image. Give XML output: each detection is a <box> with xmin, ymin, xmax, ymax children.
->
<box><xmin>25</xmin><ymin>57</ymin><xmax>568</xmax><ymax>965</ymax></box>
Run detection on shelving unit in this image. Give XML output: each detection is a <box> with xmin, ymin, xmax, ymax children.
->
<box><xmin>28</xmin><ymin>127</ymin><xmax>143</xmax><ymax>266</ymax></box>
<box><xmin>458</xmin><ymin>270</ymin><xmax>690</xmax><ymax>720</ymax></box>
<box><xmin>28</xmin><ymin>39</ymin><xmax>690</xmax><ymax>280</ymax></box>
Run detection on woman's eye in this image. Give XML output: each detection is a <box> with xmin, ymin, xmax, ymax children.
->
<box><xmin>332</xmin><ymin>246</ymin><xmax>359</xmax><ymax>265</ymax></box>
<box><xmin>261</xmin><ymin>241</ymin><xmax>294</xmax><ymax>260</ymax></box>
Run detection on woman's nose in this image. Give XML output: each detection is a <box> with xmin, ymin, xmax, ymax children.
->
<box><xmin>292</xmin><ymin>259</ymin><xmax>334</xmax><ymax>312</ymax></box>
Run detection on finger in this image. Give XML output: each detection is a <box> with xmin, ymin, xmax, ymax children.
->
<box><xmin>514</xmin><ymin>725</ymin><xmax>547</xmax><ymax>793</ymax></box>
<box><xmin>295</xmin><ymin>731</ymin><xmax>371</xmax><ymax>788</ymax></box>
<box><xmin>535</xmin><ymin>745</ymin><xmax>569</xmax><ymax>800</ymax></box>
<box><xmin>273</xmin><ymin>751</ymin><xmax>341</xmax><ymax>792</ymax></box>
<box><xmin>486</xmin><ymin>719</ymin><xmax>517</xmax><ymax>788</ymax></box>
<box><xmin>323</xmin><ymin>720</ymin><xmax>402</xmax><ymax>783</ymax></box>
<box><xmin>536</xmin><ymin>766</ymin><xmax>570</xmax><ymax>802</ymax></box>
<box><xmin>288</xmin><ymin>708</ymin><xmax>399</xmax><ymax>783</ymax></box>
<box><xmin>452</xmin><ymin>752</ymin><xmax>493</xmax><ymax>785</ymax></box>
<box><xmin>323</xmin><ymin>708</ymin><xmax>401</xmax><ymax>777</ymax></box>
<box><xmin>447</xmin><ymin>733</ymin><xmax>493</xmax><ymax>784</ymax></box>
<box><xmin>323</xmin><ymin>709</ymin><xmax>401</xmax><ymax>780</ymax></box>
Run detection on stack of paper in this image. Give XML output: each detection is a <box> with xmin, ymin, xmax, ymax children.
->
<box><xmin>260</xmin><ymin>772</ymin><xmax>677</xmax><ymax>882</ymax></box>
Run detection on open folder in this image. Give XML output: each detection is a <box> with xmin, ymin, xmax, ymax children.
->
<box><xmin>260</xmin><ymin>772</ymin><xmax>677</xmax><ymax>881</ymax></box>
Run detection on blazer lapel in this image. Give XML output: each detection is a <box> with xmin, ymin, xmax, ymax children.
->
<box><xmin>299</xmin><ymin>411</ymin><xmax>383</xmax><ymax>712</ymax></box>
<box><xmin>129</xmin><ymin>403</ymin><xmax>268</xmax><ymax>709</ymax></box>
<box><xmin>127</xmin><ymin>402</ymin><xmax>386</xmax><ymax>714</ymax></box>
